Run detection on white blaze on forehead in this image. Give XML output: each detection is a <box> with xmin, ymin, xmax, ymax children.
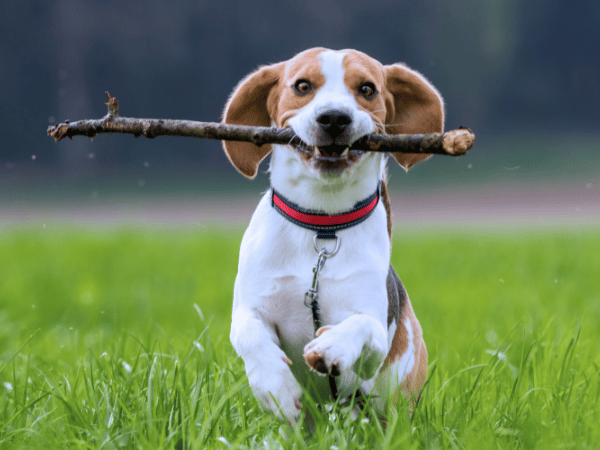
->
<box><xmin>315</xmin><ymin>50</ymin><xmax>354</xmax><ymax>100</ymax></box>
<box><xmin>313</xmin><ymin>50</ymin><xmax>366</xmax><ymax>111</ymax></box>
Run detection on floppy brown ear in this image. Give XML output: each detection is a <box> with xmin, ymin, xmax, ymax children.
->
<box><xmin>384</xmin><ymin>64</ymin><xmax>444</xmax><ymax>170</ymax></box>
<box><xmin>222</xmin><ymin>62</ymin><xmax>284</xmax><ymax>178</ymax></box>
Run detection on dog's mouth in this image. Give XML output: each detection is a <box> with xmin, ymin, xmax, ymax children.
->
<box><xmin>293</xmin><ymin>140</ymin><xmax>364</xmax><ymax>163</ymax></box>
<box><xmin>290</xmin><ymin>140</ymin><xmax>365</xmax><ymax>175</ymax></box>
<box><xmin>313</xmin><ymin>144</ymin><xmax>355</xmax><ymax>160</ymax></box>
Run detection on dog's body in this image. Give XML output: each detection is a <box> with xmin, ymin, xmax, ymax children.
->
<box><xmin>222</xmin><ymin>48</ymin><xmax>444</xmax><ymax>423</ymax></box>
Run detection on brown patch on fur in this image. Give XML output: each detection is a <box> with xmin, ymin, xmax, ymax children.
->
<box><xmin>341</xmin><ymin>50</ymin><xmax>388</xmax><ymax>131</ymax></box>
<box><xmin>403</xmin><ymin>305</ymin><xmax>427</xmax><ymax>393</ymax></box>
<box><xmin>384</xmin><ymin>63</ymin><xmax>445</xmax><ymax>170</ymax></box>
<box><xmin>399</xmin><ymin>309</ymin><xmax>427</xmax><ymax>403</ymax></box>
<box><xmin>274</xmin><ymin>48</ymin><xmax>327</xmax><ymax>127</ymax></box>
<box><xmin>222</xmin><ymin>62</ymin><xmax>285</xmax><ymax>178</ymax></box>
<box><xmin>382</xmin><ymin>318</ymin><xmax>409</xmax><ymax>374</ymax></box>
<box><xmin>342</xmin><ymin>51</ymin><xmax>444</xmax><ymax>172</ymax></box>
<box><xmin>408</xmin><ymin>340</ymin><xmax>428</xmax><ymax>397</ymax></box>
<box><xmin>222</xmin><ymin>48</ymin><xmax>329</xmax><ymax>178</ymax></box>
<box><xmin>381</xmin><ymin>266</ymin><xmax>427</xmax><ymax>406</ymax></box>
<box><xmin>222</xmin><ymin>49</ymin><xmax>445</xmax><ymax>176</ymax></box>
<box><xmin>382</xmin><ymin>306</ymin><xmax>427</xmax><ymax>410</ymax></box>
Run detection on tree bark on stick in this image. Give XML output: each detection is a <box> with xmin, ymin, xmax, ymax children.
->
<box><xmin>47</xmin><ymin>92</ymin><xmax>475</xmax><ymax>156</ymax></box>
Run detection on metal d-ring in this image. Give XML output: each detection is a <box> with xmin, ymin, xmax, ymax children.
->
<box><xmin>313</xmin><ymin>234</ymin><xmax>341</xmax><ymax>257</ymax></box>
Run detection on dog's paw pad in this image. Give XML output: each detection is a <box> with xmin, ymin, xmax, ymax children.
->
<box><xmin>314</xmin><ymin>358</ymin><xmax>328</xmax><ymax>374</ymax></box>
<box><xmin>305</xmin><ymin>350</ymin><xmax>324</xmax><ymax>371</ymax></box>
<box><xmin>305</xmin><ymin>351</ymin><xmax>340</xmax><ymax>376</ymax></box>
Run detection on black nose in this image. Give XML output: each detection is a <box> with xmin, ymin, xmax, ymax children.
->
<box><xmin>316</xmin><ymin>110</ymin><xmax>352</xmax><ymax>138</ymax></box>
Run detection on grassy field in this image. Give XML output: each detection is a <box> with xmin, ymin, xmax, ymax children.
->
<box><xmin>0</xmin><ymin>226</ymin><xmax>599</xmax><ymax>449</ymax></box>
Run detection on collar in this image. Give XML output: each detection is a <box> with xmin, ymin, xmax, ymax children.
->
<box><xmin>271</xmin><ymin>183</ymin><xmax>381</xmax><ymax>236</ymax></box>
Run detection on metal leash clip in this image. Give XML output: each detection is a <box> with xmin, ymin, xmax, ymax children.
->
<box><xmin>304</xmin><ymin>235</ymin><xmax>341</xmax><ymax>329</ymax></box>
<box><xmin>304</xmin><ymin>234</ymin><xmax>342</xmax><ymax>400</ymax></box>
<box><xmin>304</xmin><ymin>249</ymin><xmax>327</xmax><ymax>308</ymax></box>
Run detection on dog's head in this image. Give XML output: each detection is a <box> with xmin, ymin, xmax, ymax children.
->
<box><xmin>222</xmin><ymin>48</ymin><xmax>444</xmax><ymax>178</ymax></box>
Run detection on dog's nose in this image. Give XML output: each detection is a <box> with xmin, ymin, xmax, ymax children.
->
<box><xmin>316</xmin><ymin>110</ymin><xmax>352</xmax><ymax>138</ymax></box>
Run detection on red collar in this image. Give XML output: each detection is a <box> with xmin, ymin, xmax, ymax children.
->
<box><xmin>271</xmin><ymin>184</ymin><xmax>380</xmax><ymax>234</ymax></box>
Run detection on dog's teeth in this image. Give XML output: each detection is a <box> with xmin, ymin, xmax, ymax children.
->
<box><xmin>314</xmin><ymin>147</ymin><xmax>322</xmax><ymax>157</ymax></box>
<box><xmin>341</xmin><ymin>148</ymin><xmax>349</xmax><ymax>158</ymax></box>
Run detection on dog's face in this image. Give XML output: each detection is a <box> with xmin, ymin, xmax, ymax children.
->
<box><xmin>222</xmin><ymin>48</ymin><xmax>444</xmax><ymax>178</ymax></box>
<box><xmin>281</xmin><ymin>49</ymin><xmax>385</xmax><ymax>176</ymax></box>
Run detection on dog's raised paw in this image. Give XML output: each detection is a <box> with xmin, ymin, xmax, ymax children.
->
<box><xmin>304</xmin><ymin>346</ymin><xmax>343</xmax><ymax>376</ymax></box>
<box><xmin>304</xmin><ymin>325</ymin><xmax>360</xmax><ymax>377</ymax></box>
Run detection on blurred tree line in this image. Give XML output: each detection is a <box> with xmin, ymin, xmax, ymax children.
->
<box><xmin>0</xmin><ymin>0</ymin><xmax>598</xmax><ymax>177</ymax></box>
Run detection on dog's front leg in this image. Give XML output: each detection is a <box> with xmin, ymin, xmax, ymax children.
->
<box><xmin>303</xmin><ymin>314</ymin><xmax>388</xmax><ymax>380</ymax></box>
<box><xmin>230</xmin><ymin>305</ymin><xmax>302</xmax><ymax>423</ymax></box>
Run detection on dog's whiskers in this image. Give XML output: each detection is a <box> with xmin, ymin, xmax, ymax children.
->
<box><xmin>381</xmin><ymin>121</ymin><xmax>406</xmax><ymax>129</ymax></box>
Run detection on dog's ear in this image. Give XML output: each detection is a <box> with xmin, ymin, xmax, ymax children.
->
<box><xmin>384</xmin><ymin>64</ymin><xmax>444</xmax><ymax>170</ymax></box>
<box><xmin>222</xmin><ymin>62</ymin><xmax>284</xmax><ymax>178</ymax></box>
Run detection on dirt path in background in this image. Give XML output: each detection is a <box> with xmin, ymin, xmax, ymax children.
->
<box><xmin>2</xmin><ymin>182</ymin><xmax>598</xmax><ymax>228</ymax></box>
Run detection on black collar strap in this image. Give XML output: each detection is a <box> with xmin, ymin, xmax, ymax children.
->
<box><xmin>271</xmin><ymin>183</ymin><xmax>381</xmax><ymax>236</ymax></box>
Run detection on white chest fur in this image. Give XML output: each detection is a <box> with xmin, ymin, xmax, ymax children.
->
<box><xmin>232</xmin><ymin>190</ymin><xmax>390</xmax><ymax>398</ymax></box>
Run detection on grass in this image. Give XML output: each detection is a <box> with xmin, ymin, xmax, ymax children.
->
<box><xmin>0</xmin><ymin>226</ymin><xmax>599</xmax><ymax>449</ymax></box>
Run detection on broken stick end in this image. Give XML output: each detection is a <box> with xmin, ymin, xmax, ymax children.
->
<box><xmin>442</xmin><ymin>128</ymin><xmax>475</xmax><ymax>155</ymax></box>
<box><xmin>47</xmin><ymin>124</ymin><xmax>68</xmax><ymax>142</ymax></box>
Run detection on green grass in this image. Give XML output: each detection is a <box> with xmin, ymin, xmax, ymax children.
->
<box><xmin>0</xmin><ymin>226</ymin><xmax>599</xmax><ymax>449</ymax></box>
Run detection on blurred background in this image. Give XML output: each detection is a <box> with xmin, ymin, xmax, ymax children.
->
<box><xmin>1</xmin><ymin>0</ymin><xmax>599</xmax><ymax>227</ymax></box>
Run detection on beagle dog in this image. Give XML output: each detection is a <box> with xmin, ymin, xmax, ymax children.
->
<box><xmin>222</xmin><ymin>48</ymin><xmax>443</xmax><ymax>423</ymax></box>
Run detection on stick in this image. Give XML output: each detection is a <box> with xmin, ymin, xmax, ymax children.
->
<box><xmin>47</xmin><ymin>92</ymin><xmax>475</xmax><ymax>155</ymax></box>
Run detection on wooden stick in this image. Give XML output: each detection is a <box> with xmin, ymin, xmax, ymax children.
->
<box><xmin>47</xmin><ymin>92</ymin><xmax>475</xmax><ymax>155</ymax></box>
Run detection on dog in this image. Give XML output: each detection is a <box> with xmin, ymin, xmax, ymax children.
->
<box><xmin>221</xmin><ymin>48</ymin><xmax>443</xmax><ymax>423</ymax></box>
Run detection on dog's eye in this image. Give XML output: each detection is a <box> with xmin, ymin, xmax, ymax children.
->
<box><xmin>293</xmin><ymin>79</ymin><xmax>313</xmax><ymax>96</ymax></box>
<box><xmin>358</xmin><ymin>82</ymin><xmax>377</xmax><ymax>99</ymax></box>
